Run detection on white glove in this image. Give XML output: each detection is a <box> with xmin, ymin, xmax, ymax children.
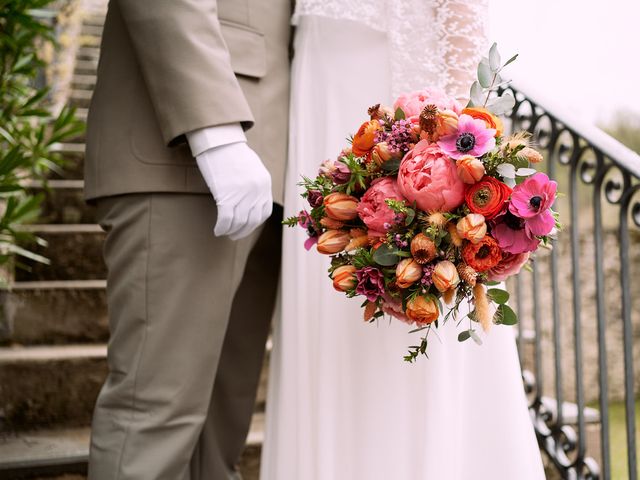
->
<box><xmin>188</xmin><ymin>125</ymin><xmax>272</xmax><ymax>240</ymax></box>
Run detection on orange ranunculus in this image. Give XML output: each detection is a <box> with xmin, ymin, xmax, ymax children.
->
<box><xmin>462</xmin><ymin>236</ymin><xmax>502</xmax><ymax>272</ymax></box>
<box><xmin>323</xmin><ymin>192</ymin><xmax>359</xmax><ymax>221</ymax></box>
<box><xmin>456</xmin><ymin>155</ymin><xmax>485</xmax><ymax>184</ymax></box>
<box><xmin>405</xmin><ymin>296</ymin><xmax>439</xmax><ymax>325</ymax></box>
<box><xmin>332</xmin><ymin>265</ymin><xmax>357</xmax><ymax>292</ymax></box>
<box><xmin>317</xmin><ymin>230</ymin><xmax>351</xmax><ymax>255</ymax></box>
<box><xmin>462</xmin><ymin>106</ymin><xmax>503</xmax><ymax>137</ymax></box>
<box><xmin>465</xmin><ymin>176</ymin><xmax>512</xmax><ymax>220</ymax></box>
<box><xmin>456</xmin><ymin>213</ymin><xmax>487</xmax><ymax>244</ymax></box>
<box><xmin>352</xmin><ymin>119</ymin><xmax>381</xmax><ymax>157</ymax></box>
<box><xmin>395</xmin><ymin>258</ymin><xmax>423</xmax><ymax>289</ymax></box>
<box><xmin>432</xmin><ymin>260</ymin><xmax>460</xmax><ymax>292</ymax></box>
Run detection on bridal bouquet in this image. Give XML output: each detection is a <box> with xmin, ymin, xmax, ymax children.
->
<box><xmin>284</xmin><ymin>45</ymin><xmax>560</xmax><ymax>361</ymax></box>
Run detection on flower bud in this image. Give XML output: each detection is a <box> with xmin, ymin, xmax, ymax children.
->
<box><xmin>323</xmin><ymin>193</ymin><xmax>359</xmax><ymax>221</ymax></box>
<box><xmin>307</xmin><ymin>190</ymin><xmax>324</xmax><ymax>208</ymax></box>
<box><xmin>432</xmin><ymin>260</ymin><xmax>460</xmax><ymax>293</ymax></box>
<box><xmin>436</xmin><ymin>109</ymin><xmax>459</xmax><ymax>137</ymax></box>
<box><xmin>320</xmin><ymin>217</ymin><xmax>345</xmax><ymax>229</ymax></box>
<box><xmin>456</xmin><ymin>213</ymin><xmax>487</xmax><ymax>244</ymax></box>
<box><xmin>332</xmin><ymin>265</ymin><xmax>357</xmax><ymax>292</ymax></box>
<box><xmin>447</xmin><ymin>222</ymin><xmax>463</xmax><ymax>247</ymax></box>
<box><xmin>520</xmin><ymin>147</ymin><xmax>543</xmax><ymax>164</ymax></box>
<box><xmin>395</xmin><ymin>258</ymin><xmax>423</xmax><ymax>289</ymax></box>
<box><xmin>405</xmin><ymin>296</ymin><xmax>439</xmax><ymax>325</ymax></box>
<box><xmin>370</xmin><ymin>142</ymin><xmax>394</xmax><ymax>166</ymax></box>
<box><xmin>317</xmin><ymin>230</ymin><xmax>350</xmax><ymax>254</ymax></box>
<box><xmin>456</xmin><ymin>155</ymin><xmax>485</xmax><ymax>184</ymax></box>
<box><xmin>410</xmin><ymin>233</ymin><xmax>437</xmax><ymax>264</ymax></box>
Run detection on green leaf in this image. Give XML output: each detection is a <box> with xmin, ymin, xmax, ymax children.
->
<box><xmin>487</xmin><ymin>288</ymin><xmax>510</xmax><ymax>304</ymax></box>
<box><xmin>494</xmin><ymin>304</ymin><xmax>518</xmax><ymax>325</ymax></box>
<box><xmin>380</xmin><ymin>158</ymin><xmax>401</xmax><ymax>172</ymax></box>
<box><xmin>372</xmin><ymin>244</ymin><xmax>400</xmax><ymax>266</ymax></box>
<box><xmin>458</xmin><ymin>330</ymin><xmax>471</xmax><ymax>342</ymax></box>
<box><xmin>394</xmin><ymin>107</ymin><xmax>406</xmax><ymax>121</ymax></box>
<box><xmin>503</xmin><ymin>53</ymin><xmax>519</xmax><ymax>68</ymax></box>
<box><xmin>477</xmin><ymin>61</ymin><xmax>493</xmax><ymax>88</ymax></box>
<box><xmin>489</xmin><ymin>42</ymin><xmax>501</xmax><ymax>72</ymax></box>
<box><xmin>404</xmin><ymin>208</ymin><xmax>415</xmax><ymax>226</ymax></box>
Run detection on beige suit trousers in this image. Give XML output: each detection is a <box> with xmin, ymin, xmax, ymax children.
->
<box><xmin>88</xmin><ymin>193</ymin><xmax>280</xmax><ymax>480</ymax></box>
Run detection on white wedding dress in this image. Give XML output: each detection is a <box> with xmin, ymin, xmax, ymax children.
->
<box><xmin>261</xmin><ymin>2</ymin><xmax>545</xmax><ymax>479</ymax></box>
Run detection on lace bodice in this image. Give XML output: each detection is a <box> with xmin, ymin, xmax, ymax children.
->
<box><xmin>293</xmin><ymin>0</ymin><xmax>489</xmax><ymax>99</ymax></box>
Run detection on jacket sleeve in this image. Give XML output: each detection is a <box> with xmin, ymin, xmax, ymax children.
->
<box><xmin>115</xmin><ymin>0</ymin><xmax>254</xmax><ymax>145</ymax></box>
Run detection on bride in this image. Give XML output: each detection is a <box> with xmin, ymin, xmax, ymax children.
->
<box><xmin>262</xmin><ymin>1</ymin><xmax>545</xmax><ymax>479</ymax></box>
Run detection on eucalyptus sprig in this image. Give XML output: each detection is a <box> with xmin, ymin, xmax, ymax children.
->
<box><xmin>468</xmin><ymin>43</ymin><xmax>518</xmax><ymax>115</ymax></box>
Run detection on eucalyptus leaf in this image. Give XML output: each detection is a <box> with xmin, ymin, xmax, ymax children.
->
<box><xmin>404</xmin><ymin>208</ymin><xmax>416</xmax><ymax>226</ymax></box>
<box><xmin>372</xmin><ymin>244</ymin><xmax>400</xmax><ymax>266</ymax></box>
<box><xmin>487</xmin><ymin>288</ymin><xmax>510</xmax><ymax>304</ymax></box>
<box><xmin>477</xmin><ymin>61</ymin><xmax>492</xmax><ymax>88</ymax></box>
<box><xmin>470</xmin><ymin>330</ymin><xmax>483</xmax><ymax>345</ymax></box>
<box><xmin>489</xmin><ymin>43</ymin><xmax>501</xmax><ymax>72</ymax></box>
<box><xmin>470</xmin><ymin>81</ymin><xmax>484</xmax><ymax>107</ymax></box>
<box><xmin>495</xmin><ymin>304</ymin><xmax>518</xmax><ymax>325</ymax></box>
<box><xmin>497</xmin><ymin>163</ymin><xmax>516</xmax><ymax>179</ymax></box>
<box><xmin>487</xmin><ymin>93</ymin><xmax>516</xmax><ymax>115</ymax></box>
<box><xmin>503</xmin><ymin>53</ymin><xmax>519</xmax><ymax>68</ymax></box>
<box><xmin>516</xmin><ymin>167</ymin><xmax>537</xmax><ymax>177</ymax></box>
<box><xmin>394</xmin><ymin>107</ymin><xmax>406</xmax><ymax>121</ymax></box>
<box><xmin>458</xmin><ymin>330</ymin><xmax>471</xmax><ymax>342</ymax></box>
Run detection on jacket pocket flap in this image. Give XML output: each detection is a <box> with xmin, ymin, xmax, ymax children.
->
<box><xmin>220</xmin><ymin>21</ymin><xmax>267</xmax><ymax>79</ymax></box>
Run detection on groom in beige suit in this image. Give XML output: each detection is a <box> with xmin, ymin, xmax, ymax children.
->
<box><xmin>84</xmin><ymin>1</ymin><xmax>291</xmax><ymax>478</ymax></box>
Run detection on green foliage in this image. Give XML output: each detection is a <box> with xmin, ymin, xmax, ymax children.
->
<box><xmin>0</xmin><ymin>0</ymin><xmax>85</xmax><ymax>273</ymax></box>
<box><xmin>468</xmin><ymin>43</ymin><xmax>517</xmax><ymax>115</ymax></box>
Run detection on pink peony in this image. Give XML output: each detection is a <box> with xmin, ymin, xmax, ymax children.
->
<box><xmin>491</xmin><ymin>211</ymin><xmax>540</xmax><ymax>254</ymax></box>
<box><xmin>487</xmin><ymin>251</ymin><xmax>530</xmax><ymax>282</ymax></box>
<box><xmin>509</xmin><ymin>173</ymin><xmax>557</xmax><ymax>236</ymax></box>
<box><xmin>356</xmin><ymin>177</ymin><xmax>405</xmax><ymax>236</ymax></box>
<box><xmin>397</xmin><ymin>140</ymin><xmax>465</xmax><ymax>212</ymax></box>
<box><xmin>393</xmin><ymin>88</ymin><xmax>462</xmax><ymax>123</ymax></box>
<box><xmin>437</xmin><ymin>114</ymin><xmax>496</xmax><ymax>160</ymax></box>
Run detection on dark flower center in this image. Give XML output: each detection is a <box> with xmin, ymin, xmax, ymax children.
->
<box><xmin>473</xmin><ymin>187</ymin><xmax>491</xmax><ymax>207</ymax></box>
<box><xmin>477</xmin><ymin>245</ymin><xmax>490</xmax><ymax>259</ymax></box>
<box><xmin>529</xmin><ymin>195</ymin><xmax>542</xmax><ymax>210</ymax></box>
<box><xmin>456</xmin><ymin>133</ymin><xmax>476</xmax><ymax>152</ymax></box>
<box><xmin>504</xmin><ymin>211</ymin><xmax>525</xmax><ymax>230</ymax></box>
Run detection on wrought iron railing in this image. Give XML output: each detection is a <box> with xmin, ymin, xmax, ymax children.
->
<box><xmin>503</xmin><ymin>83</ymin><xmax>640</xmax><ymax>480</ymax></box>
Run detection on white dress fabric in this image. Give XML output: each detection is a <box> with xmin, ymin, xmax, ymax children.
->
<box><xmin>261</xmin><ymin>9</ymin><xmax>545</xmax><ymax>480</ymax></box>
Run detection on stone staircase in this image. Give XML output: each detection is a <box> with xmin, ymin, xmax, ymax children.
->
<box><xmin>0</xmin><ymin>5</ymin><xmax>266</xmax><ymax>479</ymax></box>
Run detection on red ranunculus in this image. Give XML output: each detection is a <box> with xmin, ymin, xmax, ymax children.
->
<box><xmin>461</xmin><ymin>236</ymin><xmax>502</xmax><ymax>272</ymax></box>
<box><xmin>465</xmin><ymin>176</ymin><xmax>512</xmax><ymax>219</ymax></box>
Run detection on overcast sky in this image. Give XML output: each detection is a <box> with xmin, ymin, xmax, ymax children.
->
<box><xmin>489</xmin><ymin>0</ymin><xmax>640</xmax><ymax>126</ymax></box>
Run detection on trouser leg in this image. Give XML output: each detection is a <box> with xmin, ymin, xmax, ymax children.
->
<box><xmin>190</xmin><ymin>206</ymin><xmax>283</xmax><ymax>480</ymax></box>
<box><xmin>88</xmin><ymin>193</ymin><xmax>253</xmax><ymax>480</ymax></box>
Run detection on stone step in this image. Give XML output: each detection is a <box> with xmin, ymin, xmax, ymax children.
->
<box><xmin>24</xmin><ymin>180</ymin><xmax>95</xmax><ymax>225</ymax></box>
<box><xmin>81</xmin><ymin>14</ymin><xmax>106</xmax><ymax>28</ymax></box>
<box><xmin>70</xmin><ymin>75</ymin><xmax>96</xmax><ymax>91</ymax></box>
<box><xmin>0</xmin><ymin>413</ymin><xmax>264</xmax><ymax>480</ymax></box>
<box><xmin>0</xmin><ymin>345</ymin><xmax>108</xmax><ymax>430</ymax></box>
<box><xmin>68</xmin><ymin>90</ymin><xmax>92</xmax><ymax>109</ymax></box>
<box><xmin>14</xmin><ymin>226</ymin><xmax>106</xmax><ymax>282</ymax></box>
<box><xmin>49</xmin><ymin>144</ymin><xmax>84</xmax><ymax>180</ymax></box>
<box><xmin>73</xmin><ymin>61</ymin><xmax>97</xmax><ymax>76</ymax></box>
<box><xmin>0</xmin><ymin>281</ymin><xmax>108</xmax><ymax>345</ymax></box>
<box><xmin>75</xmin><ymin>48</ymin><xmax>100</xmax><ymax>63</ymax></box>
<box><xmin>0</xmin><ymin>338</ymin><xmax>269</xmax><ymax>430</ymax></box>
<box><xmin>79</xmin><ymin>24</ymin><xmax>102</xmax><ymax>38</ymax></box>
<box><xmin>77</xmin><ymin>35</ymin><xmax>101</xmax><ymax>49</ymax></box>
<box><xmin>74</xmin><ymin>108</ymin><xmax>88</xmax><ymax>123</ymax></box>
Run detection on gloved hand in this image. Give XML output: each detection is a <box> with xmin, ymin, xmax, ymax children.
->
<box><xmin>195</xmin><ymin>141</ymin><xmax>272</xmax><ymax>240</ymax></box>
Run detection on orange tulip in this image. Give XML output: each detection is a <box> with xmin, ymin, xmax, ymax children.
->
<box><xmin>395</xmin><ymin>258</ymin><xmax>423</xmax><ymax>289</ymax></box>
<box><xmin>323</xmin><ymin>192</ymin><xmax>359</xmax><ymax>221</ymax></box>
<box><xmin>317</xmin><ymin>230</ymin><xmax>350</xmax><ymax>255</ymax></box>
<box><xmin>406</xmin><ymin>296</ymin><xmax>439</xmax><ymax>325</ymax></box>
<box><xmin>456</xmin><ymin>155</ymin><xmax>485</xmax><ymax>184</ymax></box>
<box><xmin>456</xmin><ymin>213</ymin><xmax>487</xmax><ymax>244</ymax></box>
<box><xmin>432</xmin><ymin>260</ymin><xmax>460</xmax><ymax>292</ymax></box>
<box><xmin>332</xmin><ymin>265</ymin><xmax>357</xmax><ymax>292</ymax></box>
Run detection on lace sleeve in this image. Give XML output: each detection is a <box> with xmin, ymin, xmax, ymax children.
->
<box><xmin>433</xmin><ymin>0</ymin><xmax>489</xmax><ymax>101</ymax></box>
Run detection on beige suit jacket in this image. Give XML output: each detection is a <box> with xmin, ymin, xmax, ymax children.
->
<box><xmin>84</xmin><ymin>0</ymin><xmax>291</xmax><ymax>204</ymax></box>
